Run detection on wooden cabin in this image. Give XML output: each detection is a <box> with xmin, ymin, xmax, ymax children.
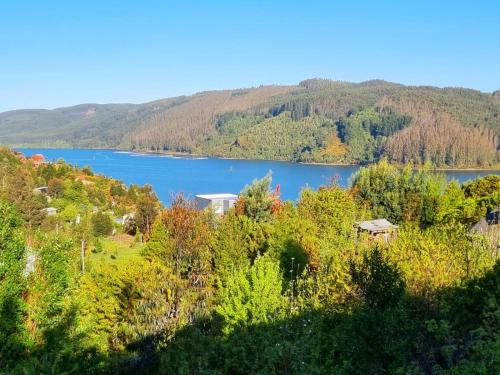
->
<box><xmin>355</xmin><ymin>218</ymin><xmax>398</xmax><ymax>243</ymax></box>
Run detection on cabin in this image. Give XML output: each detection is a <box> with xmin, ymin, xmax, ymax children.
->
<box><xmin>33</xmin><ymin>186</ymin><xmax>48</xmax><ymax>194</ymax></box>
<box><xmin>471</xmin><ymin>207</ymin><xmax>500</xmax><ymax>233</ymax></box>
<box><xmin>195</xmin><ymin>193</ymin><xmax>238</xmax><ymax>215</ymax></box>
<box><xmin>42</xmin><ymin>207</ymin><xmax>57</xmax><ymax>216</ymax></box>
<box><xmin>355</xmin><ymin>218</ymin><xmax>398</xmax><ymax>243</ymax></box>
<box><xmin>470</xmin><ymin>207</ymin><xmax>500</xmax><ymax>249</ymax></box>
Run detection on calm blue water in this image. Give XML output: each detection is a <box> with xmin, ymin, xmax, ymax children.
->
<box><xmin>17</xmin><ymin>148</ymin><xmax>500</xmax><ymax>204</ymax></box>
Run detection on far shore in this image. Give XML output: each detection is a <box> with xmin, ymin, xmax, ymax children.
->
<box><xmin>10</xmin><ymin>145</ymin><xmax>500</xmax><ymax>171</ymax></box>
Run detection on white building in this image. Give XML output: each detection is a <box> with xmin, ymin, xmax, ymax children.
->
<box><xmin>42</xmin><ymin>207</ymin><xmax>57</xmax><ymax>216</ymax></box>
<box><xmin>195</xmin><ymin>193</ymin><xmax>238</xmax><ymax>215</ymax></box>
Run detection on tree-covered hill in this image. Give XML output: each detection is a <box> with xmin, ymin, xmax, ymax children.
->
<box><xmin>1</xmin><ymin>79</ymin><xmax>499</xmax><ymax>167</ymax></box>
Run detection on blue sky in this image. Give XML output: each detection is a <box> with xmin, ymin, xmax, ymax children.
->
<box><xmin>1</xmin><ymin>0</ymin><xmax>499</xmax><ymax>111</ymax></box>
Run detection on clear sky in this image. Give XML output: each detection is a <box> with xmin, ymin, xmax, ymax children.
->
<box><xmin>1</xmin><ymin>0</ymin><xmax>499</xmax><ymax>112</ymax></box>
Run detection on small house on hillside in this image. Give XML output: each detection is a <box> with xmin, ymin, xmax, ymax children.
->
<box><xmin>195</xmin><ymin>193</ymin><xmax>238</xmax><ymax>215</ymax></box>
<box><xmin>471</xmin><ymin>207</ymin><xmax>500</xmax><ymax>233</ymax></box>
<box><xmin>471</xmin><ymin>207</ymin><xmax>500</xmax><ymax>249</ymax></box>
<box><xmin>33</xmin><ymin>186</ymin><xmax>48</xmax><ymax>194</ymax></box>
<box><xmin>42</xmin><ymin>207</ymin><xmax>57</xmax><ymax>216</ymax></box>
<box><xmin>355</xmin><ymin>218</ymin><xmax>398</xmax><ymax>243</ymax></box>
<box><xmin>30</xmin><ymin>154</ymin><xmax>45</xmax><ymax>166</ymax></box>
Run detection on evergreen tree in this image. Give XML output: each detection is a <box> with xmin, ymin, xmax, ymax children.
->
<box><xmin>238</xmin><ymin>172</ymin><xmax>275</xmax><ymax>222</ymax></box>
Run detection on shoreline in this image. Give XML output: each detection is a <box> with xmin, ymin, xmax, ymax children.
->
<box><xmin>11</xmin><ymin>145</ymin><xmax>500</xmax><ymax>172</ymax></box>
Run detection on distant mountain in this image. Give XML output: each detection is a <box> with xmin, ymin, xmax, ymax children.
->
<box><xmin>1</xmin><ymin>79</ymin><xmax>499</xmax><ymax>167</ymax></box>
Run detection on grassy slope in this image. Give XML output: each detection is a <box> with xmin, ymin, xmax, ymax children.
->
<box><xmin>88</xmin><ymin>236</ymin><xmax>144</xmax><ymax>266</ymax></box>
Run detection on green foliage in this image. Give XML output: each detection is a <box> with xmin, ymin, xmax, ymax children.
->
<box><xmin>198</xmin><ymin>112</ymin><xmax>265</xmax><ymax>154</ymax></box>
<box><xmin>91</xmin><ymin>211</ymin><xmax>113</xmax><ymax>236</ymax></box>
<box><xmin>216</xmin><ymin>255</ymin><xmax>286</xmax><ymax>333</ymax></box>
<box><xmin>436</xmin><ymin>181</ymin><xmax>480</xmax><ymax>224</ymax></box>
<box><xmin>298</xmin><ymin>185</ymin><xmax>356</xmax><ymax>238</ymax></box>
<box><xmin>265</xmin><ymin>204</ymin><xmax>315</xmax><ymax>275</ymax></box>
<box><xmin>0</xmin><ymin>201</ymin><xmax>27</xmax><ymax>367</ymax></box>
<box><xmin>0</xmin><ymin>149</ymin><xmax>499</xmax><ymax>373</ymax></box>
<box><xmin>77</xmin><ymin>259</ymin><xmax>178</xmax><ymax>356</ymax></box>
<box><xmin>336</xmin><ymin>108</ymin><xmax>412</xmax><ymax>163</ymax></box>
<box><xmin>212</xmin><ymin>212</ymin><xmax>254</xmax><ymax>276</ymax></box>
<box><xmin>92</xmin><ymin>237</ymin><xmax>104</xmax><ymax>253</ymax></box>
<box><xmin>386</xmin><ymin>224</ymin><xmax>497</xmax><ymax>299</ymax></box>
<box><xmin>3</xmin><ymin>80</ymin><xmax>500</xmax><ymax>166</ymax></box>
<box><xmin>59</xmin><ymin>202</ymin><xmax>79</xmax><ymax>222</ymax></box>
<box><xmin>462</xmin><ymin>174</ymin><xmax>500</xmax><ymax>213</ymax></box>
<box><xmin>239</xmin><ymin>172</ymin><xmax>275</xmax><ymax>222</ymax></box>
<box><xmin>297</xmin><ymin>185</ymin><xmax>357</xmax><ymax>274</ymax></box>
<box><xmin>201</xmin><ymin>112</ymin><xmax>338</xmax><ymax>162</ymax></box>
<box><xmin>5</xmin><ymin>168</ymin><xmax>46</xmax><ymax>230</ymax></box>
<box><xmin>338</xmin><ymin>108</ymin><xmax>379</xmax><ymax>162</ymax></box>
<box><xmin>135</xmin><ymin>185</ymin><xmax>158</xmax><ymax>235</ymax></box>
<box><xmin>109</xmin><ymin>183</ymin><xmax>126</xmax><ymax>197</ymax></box>
<box><xmin>351</xmin><ymin>160</ymin><xmax>448</xmax><ymax>226</ymax></box>
<box><xmin>47</xmin><ymin>177</ymin><xmax>64</xmax><ymax>197</ymax></box>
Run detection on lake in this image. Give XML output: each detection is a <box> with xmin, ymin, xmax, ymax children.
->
<box><xmin>17</xmin><ymin>148</ymin><xmax>500</xmax><ymax>204</ymax></box>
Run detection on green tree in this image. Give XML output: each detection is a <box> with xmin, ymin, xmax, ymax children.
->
<box><xmin>145</xmin><ymin>196</ymin><xmax>214</xmax><ymax>328</ymax></box>
<box><xmin>238</xmin><ymin>172</ymin><xmax>275</xmax><ymax>222</ymax></box>
<box><xmin>216</xmin><ymin>255</ymin><xmax>286</xmax><ymax>333</ymax></box>
<box><xmin>337</xmin><ymin>108</ymin><xmax>379</xmax><ymax>163</ymax></box>
<box><xmin>351</xmin><ymin>160</ymin><xmax>447</xmax><ymax>226</ymax></box>
<box><xmin>47</xmin><ymin>177</ymin><xmax>65</xmax><ymax>198</ymax></box>
<box><xmin>6</xmin><ymin>168</ymin><xmax>46</xmax><ymax>231</ymax></box>
<box><xmin>91</xmin><ymin>211</ymin><xmax>113</xmax><ymax>236</ymax></box>
<box><xmin>135</xmin><ymin>185</ymin><xmax>158</xmax><ymax>236</ymax></box>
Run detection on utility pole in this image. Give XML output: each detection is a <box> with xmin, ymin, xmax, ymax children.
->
<box><xmin>81</xmin><ymin>239</ymin><xmax>86</xmax><ymax>273</ymax></box>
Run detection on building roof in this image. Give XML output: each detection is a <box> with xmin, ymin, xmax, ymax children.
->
<box><xmin>195</xmin><ymin>193</ymin><xmax>238</xmax><ymax>200</ymax></box>
<box><xmin>356</xmin><ymin>219</ymin><xmax>398</xmax><ymax>233</ymax></box>
<box><xmin>471</xmin><ymin>206</ymin><xmax>500</xmax><ymax>233</ymax></box>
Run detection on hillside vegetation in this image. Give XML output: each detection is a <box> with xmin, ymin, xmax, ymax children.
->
<box><xmin>1</xmin><ymin>79</ymin><xmax>499</xmax><ymax>167</ymax></box>
<box><xmin>1</xmin><ymin>147</ymin><xmax>499</xmax><ymax>373</ymax></box>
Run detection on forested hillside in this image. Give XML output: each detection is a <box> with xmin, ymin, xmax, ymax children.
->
<box><xmin>1</xmin><ymin>79</ymin><xmax>499</xmax><ymax>167</ymax></box>
<box><xmin>0</xmin><ymin>147</ymin><xmax>499</xmax><ymax>374</ymax></box>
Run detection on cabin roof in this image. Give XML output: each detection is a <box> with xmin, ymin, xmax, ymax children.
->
<box><xmin>471</xmin><ymin>206</ymin><xmax>500</xmax><ymax>232</ymax></box>
<box><xmin>356</xmin><ymin>219</ymin><xmax>398</xmax><ymax>233</ymax></box>
<box><xmin>195</xmin><ymin>193</ymin><xmax>238</xmax><ymax>200</ymax></box>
